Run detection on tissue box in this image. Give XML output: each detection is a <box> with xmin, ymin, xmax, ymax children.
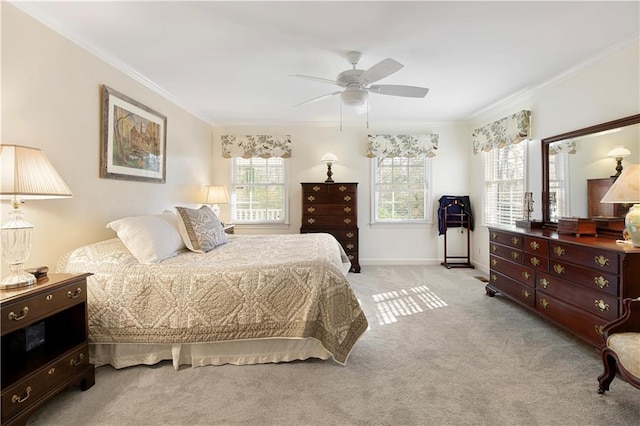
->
<box><xmin>557</xmin><ymin>218</ymin><xmax>597</xmax><ymax>236</ymax></box>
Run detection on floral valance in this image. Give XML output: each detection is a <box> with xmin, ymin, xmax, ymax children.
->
<box><xmin>221</xmin><ymin>135</ymin><xmax>292</xmax><ymax>159</ymax></box>
<box><xmin>472</xmin><ymin>110</ymin><xmax>531</xmax><ymax>154</ymax></box>
<box><xmin>367</xmin><ymin>134</ymin><xmax>439</xmax><ymax>158</ymax></box>
<box><xmin>548</xmin><ymin>140</ymin><xmax>577</xmax><ymax>155</ymax></box>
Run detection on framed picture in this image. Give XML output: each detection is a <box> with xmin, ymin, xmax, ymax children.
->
<box><xmin>100</xmin><ymin>85</ymin><xmax>167</xmax><ymax>183</ymax></box>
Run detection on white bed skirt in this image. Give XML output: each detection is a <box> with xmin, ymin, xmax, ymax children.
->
<box><xmin>90</xmin><ymin>338</ymin><xmax>333</xmax><ymax>370</ymax></box>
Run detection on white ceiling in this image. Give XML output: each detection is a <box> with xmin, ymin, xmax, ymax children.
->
<box><xmin>14</xmin><ymin>1</ymin><xmax>640</xmax><ymax>125</ymax></box>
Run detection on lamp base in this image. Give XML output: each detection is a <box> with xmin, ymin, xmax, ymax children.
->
<box><xmin>0</xmin><ymin>264</ymin><xmax>36</xmax><ymax>290</ymax></box>
<box><xmin>624</xmin><ymin>204</ymin><xmax>640</xmax><ymax>247</ymax></box>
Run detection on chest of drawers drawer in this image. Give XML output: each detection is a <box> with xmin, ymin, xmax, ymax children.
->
<box><xmin>524</xmin><ymin>253</ymin><xmax>549</xmax><ymax>271</ymax></box>
<box><xmin>490</xmin><ymin>243</ymin><xmax>523</xmax><ymax>264</ymax></box>
<box><xmin>547</xmin><ymin>260</ymin><xmax>619</xmax><ymax>296</ymax></box>
<box><xmin>489</xmin><ymin>230</ymin><xmax>523</xmax><ymax>249</ymax></box>
<box><xmin>490</xmin><ymin>255</ymin><xmax>535</xmax><ymax>287</ymax></box>
<box><xmin>488</xmin><ymin>271</ymin><xmax>535</xmax><ymax>308</ymax></box>
<box><xmin>524</xmin><ymin>236</ymin><xmax>548</xmax><ymax>254</ymax></box>
<box><xmin>1</xmin><ymin>280</ymin><xmax>87</xmax><ymax>336</ymax></box>
<box><xmin>549</xmin><ymin>242</ymin><xmax>618</xmax><ymax>274</ymax></box>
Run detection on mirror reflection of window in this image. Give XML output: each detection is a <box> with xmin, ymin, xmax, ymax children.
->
<box><xmin>548</xmin><ymin>142</ymin><xmax>572</xmax><ymax>221</ymax></box>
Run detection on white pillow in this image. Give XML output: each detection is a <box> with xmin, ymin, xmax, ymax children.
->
<box><xmin>106</xmin><ymin>212</ymin><xmax>186</xmax><ymax>263</ymax></box>
<box><xmin>175</xmin><ymin>205</ymin><xmax>227</xmax><ymax>253</ymax></box>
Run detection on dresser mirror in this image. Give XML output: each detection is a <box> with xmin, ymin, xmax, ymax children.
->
<box><xmin>541</xmin><ymin>114</ymin><xmax>640</xmax><ymax>225</ymax></box>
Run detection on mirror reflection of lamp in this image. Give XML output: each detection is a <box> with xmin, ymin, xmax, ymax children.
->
<box><xmin>202</xmin><ymin>185</ymin><xmax>228</xmax><ymax>219</ymax></box>
<box><xmin>321</xmin><ymin>153</ymin><xmax>338</xmax><ymax>183</ymax></box>
<box><xmin>0</xmin><ymin>145</ymin><xmax>73</xmax><ymax>288</ymax></box>
<box><xmin>600</xmin><ymin>163</ymin><xmax>640</xmax><ymax>247</ymax></box>
<box><xmin>607</xmin><ymin>146</ymin><xmax>631</xmax><ymax>177</ymax></box>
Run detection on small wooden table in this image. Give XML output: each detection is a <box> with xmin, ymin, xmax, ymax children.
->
<box><xmin>1</xmin><ymin>273</ymin><xmax>95</xmax><ymax>426</ymax></box>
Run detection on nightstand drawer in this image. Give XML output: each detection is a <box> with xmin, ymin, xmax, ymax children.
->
<box><xmin>1</xmin><ymin>280</ymin><xmax>86</xmax><ymax>336</ymax></box>
<box><xmin>45</xmin><ymin>344</ymin><xmax>90</xmax><ymax>388</ymax></box>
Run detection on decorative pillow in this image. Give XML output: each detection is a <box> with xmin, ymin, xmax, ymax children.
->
<box><xmin>106</xmin><ymin>212</ymin><xmax>185</xmax><ymax>264</ymax></box>
<box><xmin>175</xmin><ymin>205</ymin><xmax>227</xmax><ymax>253</ymax></box>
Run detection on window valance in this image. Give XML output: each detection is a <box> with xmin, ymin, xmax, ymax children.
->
<box><xmin>472</xmin><ymin>110</ymin><xmax>531</xmax><ymax>154</ymax></box>
<box><xmin>367</xmin><ymin>134</ymin><xmax>439</xmax><ymax>158</ymax></box>
<box><xmin>221</xmin><ymin>135</ymin><xmax>292</xmax><ymax>159</ymax></box>
<box><xmin>548</xmin><ymin>140</ymin><xmax>577</xmax><ymax>155</ymax></box>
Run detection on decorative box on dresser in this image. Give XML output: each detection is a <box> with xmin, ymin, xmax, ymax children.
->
<box><xmin>486</xmin><ymin>227</ymin><xmax>640</xmax><ymax>348</ymax></box>
<box><xmin>1</xmin><ymin>273</ymin><xmax>95</xmax><ymax>426</ymax></box>
<box><xmin>300</xmin><ymin>182</ymin><xmax>360</xmax><ymax>273</ymax></box>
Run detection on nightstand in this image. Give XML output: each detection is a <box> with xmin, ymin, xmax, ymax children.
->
<box><xmin>223</xmin><ymin>224</ymin><xmax>235</xmax><ymax>234</ymax></box>
<box><xmin>1</xmin><ymin>273</ymin><xmax>95</xmax><ymax>426</ymax></box>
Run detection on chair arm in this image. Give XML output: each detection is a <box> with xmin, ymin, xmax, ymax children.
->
<box><xmin>602</xmin><ymin>298</ymin><xmax>640</xmax><ymax>342</ymax></box>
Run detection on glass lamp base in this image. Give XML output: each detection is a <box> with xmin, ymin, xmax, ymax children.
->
<box><xmin>0</xmin><ymin>266</ymin><xmax>36</xmax><ymax>289</ymax></box>
<box><xmin>625</xmin><ymin>204</ymin><xmax>640</xmax><ymax>247</ymax></box>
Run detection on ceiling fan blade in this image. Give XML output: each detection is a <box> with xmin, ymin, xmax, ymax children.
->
<box><xmin>359</xmin><ymin>58</ymin><xmax>404</xmax><ymax>85</ymax></box>
<box><xmin>368</xmin><ymin>84</ymin><xmax>429</xmax><ymax>98</ymax></box>
<box><xmin>295</xmin><ymin>91</ymin><xmax>342</xmax><ymax>107</ymax></box>
<box><xmin>290</xmin><ymin>74</ymin><xmax>339</xmax><ymax>86</ymax></box>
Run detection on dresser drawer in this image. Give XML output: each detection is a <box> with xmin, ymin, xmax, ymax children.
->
<box><xmin>490</xmin><ymin>255</ymin><xmax>535</xmax><ymax>287</ymax></box>
<box><xmin>547</xmin><ymin>260</ymin><xmax>618</xmax><ymax>296</ymax></box>
<box><xmin>303</xmin><ymin>204</ymin><xmax>355</xmax><ymax>216</ymax></box>
<box><xmin>490</xmin><ymin>243</ymin><xmax>523</xmax><ymax>264</ymax></box>
<box><xmin>302</xmin><ymin>183</ymin><xmax>357</xmax><ymax>194</ymax></box>
<box><xmin>489</xmin><ymin>230</ymin><xmax>523</xmax><ymax>249</ymax></box>
<box><xmin>524</xmin><ymin>236</ymin><xmax>548</xmax><ymax>254</ymax></box>
<box><xmin>1</xmin><ymin>280</ymin><xmax>87</xmax><ymax>336</ymax></box>
<box><xmin>536</xmin><ymin>292</ymin><xmax>609</xmax><ymax>346</ymax></box>
<box><xmin>302</xmin><ymin>215</ymin><xmax>356</xmax><ymax>227</ymax></box>
<box><xmin>488</xmin><ymin>271</ymin><xmax>535</xmax><ymax>308</ymax></box>
<box><xmin>536</xmin><ymin>272</ymin><xmax>618</xmax><ymax>322</ymax></box>
<box><xmin>524</xmin><ymin>253</ymin><xmax>549</xmax><ymax>272</ymax></box>
<box><xmin>549</xmin><ymin>242</ymin><xmax>619</xmax><ymax>274</ymax></box>
<box><xmin>302</xmin><ymin>192</ymin><xmax>356</xmax><ymax>205</ymax></box>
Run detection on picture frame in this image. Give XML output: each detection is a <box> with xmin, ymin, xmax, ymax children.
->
<box><xmin>100</xmin><ymin>85</ymin><xmax>167</xmax><ymax>183</ymax></box>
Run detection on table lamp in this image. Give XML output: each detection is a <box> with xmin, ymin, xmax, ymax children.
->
<box><xmin>0</xmin><ymin>145</ymin><xmax>73</xmax><ymax>288</ymax></box>
<box><xmin>607</xmin><ymin>146</ymin><xmax>631</xmax><ymax>177</ymax></box>
<box><xmin>203</xmin><ymin>185</ymin><xmax>229</xmax><ymax>218</ymax></box>
<box><xmin>321</xmin><ymin>153</ymin><xmax>338</xmax><ymax>183</ymax></box>
<box><xmin>600</xmin><ymin>163</ymin><xmax>640</xmax><ymax>247</ymax></box>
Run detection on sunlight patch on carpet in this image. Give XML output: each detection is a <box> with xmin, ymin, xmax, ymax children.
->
<box><xmin>372</xmin><ymin>285</ymin><xmax>447</xmax><ymax>325</ymax></box>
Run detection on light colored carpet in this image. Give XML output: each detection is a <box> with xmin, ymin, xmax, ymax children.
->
<box><xmin>27</xmin><ymin>266</ymin><xmax>639</xmax><ymax>425</ymax></box>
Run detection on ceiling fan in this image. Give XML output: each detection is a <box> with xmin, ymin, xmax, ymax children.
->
<box><xmin>291</xmin><ymin>51</ymin><xmax>429</xmax><ymax>111</ymax></box>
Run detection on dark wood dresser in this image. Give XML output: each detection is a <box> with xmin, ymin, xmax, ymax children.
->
<box><xmin>1</xmin><ymin>273</ymin><xmax>95</xmax><ymax>425</ymax></box>
<box><xmin>300</xmin><ymin>182</ymin><xmax>360</xmax><ymax>272</ymax></box>
<box><xmin>486</xmin><ymin>226</ymin><xmax>640</xmax><ymax>347</ymax></box>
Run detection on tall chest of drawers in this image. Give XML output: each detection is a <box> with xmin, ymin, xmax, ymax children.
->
<box><xmin>300</xmin><ymin>182</ymin><xmax>360</xmax><ymax>272</ymax></box>
<box><xmin>486</xmin><ymin>227</ymin><xmax>640</xmax><ymax>347</ymax></box>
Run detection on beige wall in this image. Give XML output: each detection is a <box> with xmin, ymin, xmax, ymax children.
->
<box><xmin>1</xmin><ymin>3</ymin><xmax>213</xmax><ymax>271</ymax></box>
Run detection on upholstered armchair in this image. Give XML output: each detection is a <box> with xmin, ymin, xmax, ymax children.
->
<box><xmin>597</xmin><ymin>298</ymin><xmax>640</xmax><ymax>393</ymax></box>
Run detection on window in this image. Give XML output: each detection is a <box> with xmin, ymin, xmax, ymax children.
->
<box><xmin>484</xmin><ymin>143</ymin><xmax>526</xmax><ymax>226</ymax></box>
<box><xmin>548</xmin><ymin>152</ymin><xmax>569</xmax><ymax>221</ymax></box>
<box><xmin>231</xmin><ymin>157</ymin><xmax>287</xmax><ymax>223</ymax></box>
<box><xmin>373</xmin><ymin>157</ymin><xmax>430</xmax><ymax>222</ymax></box>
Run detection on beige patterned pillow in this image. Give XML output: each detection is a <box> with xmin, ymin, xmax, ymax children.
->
<box><xmin>175</xmin><ymin>206</ymin><xmax>227</xmax><ymax>253</ymax></box>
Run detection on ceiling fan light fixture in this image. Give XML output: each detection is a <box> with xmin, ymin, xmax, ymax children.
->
<box><xmin>341</xmin><ymin>88</ymin><xmax>367</xmax><ymax>107</ymax></box>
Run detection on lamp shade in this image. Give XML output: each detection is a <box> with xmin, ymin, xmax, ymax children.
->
<box><xmin>600</xmin><ymin>163</ymin><xmax>640</xmax><ymax>204</ymax></box>
<box><xmin>321</xmin><ymin>153</ymin><xmax>338</xmax><ymax>163</ymax></box>
<box><xmin>1</xmin><ymin>145</ymin><xmax>73</xmax><ymax>200</ymax></box>
<box><xmin>203</xmin><ymin>185</ymin><xmax>229</xmax><ymax>204</ymax></box>
<box><xmin>607</xmin><ymin>146</ymin><xmax>632</xmax><ymax>158</ymax></box>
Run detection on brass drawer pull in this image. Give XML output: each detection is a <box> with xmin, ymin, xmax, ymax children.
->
<box><xmin>530</xmin><ymin>241</ymin><xmax>540</xmax><ymax>250</ymax></box>
<box><xmin>595</xmin><ymin>325</ymin><xmax>605</xmax><ymax>336</ymax></box>
<box><xmin>344</xmin><ymin>218</ymin><xmax>351</xmax><ymax>224</ymax></box>
<box><xmin>346</xmin><ymin>232</ymin><xmax>354</xmax><ymax>238</ymax></box>
<box><xmin>312</xmin><ymin>186</ymin><xmax>320</xmax><ymax>192</ymax></box>
<box><xmin>491</xmin><ymin>274</ymin><xmax>497</xmax><ymax>282</ymax></box>
<box><xmin>595</xmin><ymin>300</ymin><xmax>610</xmax><ymax>312</ymax></box>
<box><xmin>8</xmin><ymin>307</ymin><xmax>29</xmax><ymax>321</ymax></box>
<box><xmin>511</xmin><ymin>251</ymin><xmax>520</xmax><ymax>260</ymax></box>
<box><xmin>594</xmin><ymin>276</ymin><xmax>610</xmax><ymax>289</ymax></box>
<box><xmin>307</xmin><ymin>196</ymin><xmax>315</xmax><ymax>201</ymax></box>
<box><xmin>491</xmin><ymin>259</ymin><xmax>498</xmax><ymax>266</ymax></box>
<box><xmin>344</xmin><ymin>207</ymin><xmax>351</xmax><ymax>213</ymax></box>
<box><xmin>12</xmin><ymin>386</ymin><xmax>32</xmax><ymax>404</ymax></box>
<box><xmin>70</xmin><ymin>352</ymin><xmax>85</xmax><ymax>367</ymax></box>
<box><xmin>307</xmin><ymin>207</ymin><xmax>315</xmax><ymax>213</ymax></box>
<box><xmin>522</xmin><ymin>271</ymin><xmax>531</xmax><ymax>280</ymax></box>
<box><xmin>539</xmin><ymin>278</ymin><xmax>550</xmax><ymax>289</ymax></box>
<box><xmin>553</xmin><ymin>246</ymin><xmax>565</xmax><ymax>256</ymax></box>
<box><xmin>346</xmin><ymin>243</ymin><xmax>354</xmax><ymax>250</ymax></box>
<box><xmin>48</xmin><ymin>368</ymin><xmax>56</xmax><ymax>375</ymax></box>
<box><xmin>530</xmin><ymin>257</ymin><xmax>540</xmax><ymax>266</ymax></box>
<box><xmin>344</xmin><ymin>195</ymin><xmax>352</xmax><ymax>202</ymax></box>
<box><xmin>45</xmin><ymin>294</ymin><xmax>53</xmax><ymax>301</ymax></box>
<box><xmin>339</xmin><ymin>186</ymin><xmax>347</xmax><ymax>192</ymax></box>
<box><xmin>540</xmin><ymin>298</ymin><xmax>550</xmax><ymax>309</ymax></box>
<box><xmin>348</xmin><ymin>255</ymin><xmax>354</xmax><ymax>260</ymax></box>
<box><xmin>307</xmin><ymin>218</ymin><xmax>315</xmax><ymax>224</ymax></box>
<box><xmin>553</xmin><ymin>264</ymin><xmax>565</xmax><ymax>274</ymax></box>
<box><xmin>594</xmin><ymin>255</ymin><xmax>610</xmax><ymax>268</ymax></box>
<box><xmin>67</xmin><ymin>288</ymin><xmax>82</xmax><ymax>299</ymax></box>
<box><xmin>511</xmin><ymin>237</ymin><xmax>519</xmax><ymax>246</ymax></box>
<box><xmin>522</xmin><ymin>290</ymin><xmax>531</xmax><ymax>299</ymax></box>
<box><xmin>491</xmin><ymin>244</ymin><xmax>497</xmax><ymax>252</ymax></box>
<box><xmin>491</xmin><ymin>232</ymin><xmax>497</xmax><ymax>240</ymax></box>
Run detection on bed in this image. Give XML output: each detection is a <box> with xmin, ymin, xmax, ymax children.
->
<box><xmin>56</xmin><ymin>231</ymin><xmax>368</xmax><ymax>370</ymax></box>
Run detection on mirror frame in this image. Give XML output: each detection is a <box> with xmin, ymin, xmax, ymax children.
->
<box><xmin>541</xmin><ymin>113</ymin><xmax>640</xmax><ymax>225</ymax></box>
